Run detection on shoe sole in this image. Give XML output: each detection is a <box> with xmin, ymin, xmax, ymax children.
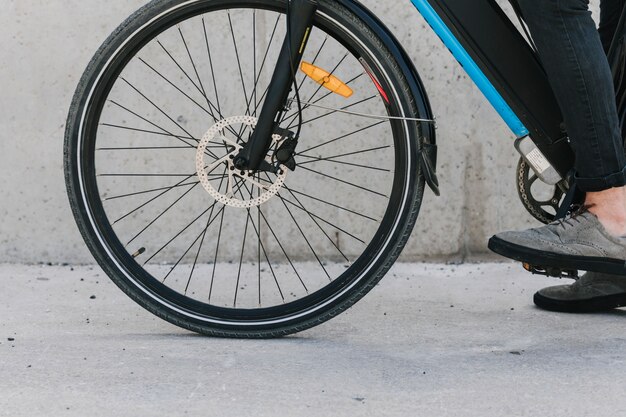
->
<box><xmin>488</xmin><ymin>236</ymin><xmax>626</xmax><ymax>275</ymax></box>
<box><xmin>534</xmin><ymin>291</ymin><xmax>626</xmax><ymax>313</ymax></box>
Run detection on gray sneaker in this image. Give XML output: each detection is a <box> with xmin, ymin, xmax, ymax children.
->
<box><xmin>534</xmin><ymin>271</ymin><xmax>626</xmax><ymax>312</ymax></box>
<box><xmin>488</xmin><ymin>206</ymin><xmax>626</xmax><ymax>275</ymax></box>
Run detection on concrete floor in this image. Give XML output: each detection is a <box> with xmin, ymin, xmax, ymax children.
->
<box><xmin>2</xmin><ymin>262</ymin><xmax>626</xmax><ymax>416</ymax></box>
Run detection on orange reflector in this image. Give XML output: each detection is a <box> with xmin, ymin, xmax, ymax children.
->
<box><xmin>300</xmin><ymin>61</ymin><xmax>353</xmax><ymax>98</ymax></box>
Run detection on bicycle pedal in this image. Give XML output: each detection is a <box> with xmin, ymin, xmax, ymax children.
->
<box><xmin>522</xmin><ymin>263</ymin><xmax>579</xmax><ymax>279</ymax></box>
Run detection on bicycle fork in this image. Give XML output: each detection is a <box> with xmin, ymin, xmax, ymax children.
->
<box><xmin>234</xmin><ymin>0</ymin><xmax>318</xmax><ymax>171</ymax></box>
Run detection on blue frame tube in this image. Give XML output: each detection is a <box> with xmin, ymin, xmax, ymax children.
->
<box><xmin>411</xmin><ymin>0</ymin><xmax>530</xmax><ymax>138</ymax></box>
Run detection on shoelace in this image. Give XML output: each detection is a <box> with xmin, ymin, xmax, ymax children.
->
<box><xmin>551</xmin><ymin>204</ymin><xmax>596</xmax><ymax>230</ymax></box>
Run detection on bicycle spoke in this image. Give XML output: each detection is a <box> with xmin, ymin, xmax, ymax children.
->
<box><xmin>231</xmin><ymin>182</ymin><xmax>307</xmax><ymax>295</ymax></box>
<box><xmin>106</xmin><ymin>160</ymin><xmax>226</xmax><ymax>225</ymax></box>
<box><xmin>208</xmin><ymin>207</ymin><xmax>225</xmax><ymax>303</ymax></box>
<box><xmin>202</xmin><ymin>17</ymin><xmax>222</xmax><ymax>116</ymax></box>
<box><xmin>246</xmin><ymin>14</ymin><xmax>282</xmax><ymax>118</ymax></box>
<box><xmin>184</xmin><ymin>213</ymin><xmax>212</xmax><ymax>293</ymax></box>
<box><xmin>157</xmin><ymin>40</ymin><xmax>221</xmax><ymax>117</ymax></box>
<box><xmin>297</xmin><ymin>157</ymin><xmax>391</xmax><ymax>172</ymax></box>
<box><xmin>165</xmin><ymin>206</ymin><xmax>226</xmax><ymax>285</ymax></box>
<box><xmin>107</xmin><ymin>100</ymin><xmax>199</xmax><ymax>150</ymax></box>
<box><xmin>162</xmin><ymin>210</ymin><xmax>214</xmax><ymax>285</ymax></box>
<box><xmin>99</xmin><ymin>122</ymin><xmax>199</xmax><ymax>142</ymax></box>
<box><xmin>228</xmin><ymin>11</ymin><xmax>250</xmax><ymax>113</ymax></box>
<box><xmin>205</xmin><ymin>174</ymin><xmax>251</xmax><ymax>301</ymax></box>
<box><xmin>302</xmin><ymin>145</ymin><xmax>391</xmax><ymax>161</ymax></box>
<box><xmin>256</xmin><ymin>206</ymin><xmax>308</xmax><ymax>292</ymax></box>
<box><xmin>272</xmin><ymin>184</ymin><xmax>365</xmax><ymax>246</ymax></box>
<box><xmin>256</xmin><ymin>173</ymin><xmax>262</xmax><ymax>305</ymax></box>
<box><xmin>109</xmin><ymin>171</ymin><xmax>200</xmax><ymax>223</ymax></box>
<box><xmin>233</xmin><ymin>181</ymin><xmax>297</xmax><ymax>301</ymax></box>
<box><xmin>138</xmin><ymin>57</ymin><xmax>233</xmax><ymax>135</ymax></box>
<box><xmin>277</xmin><ymin>191</ymin><xmax>331</xmax><ymax>280</ymax></box>
<box><xmin>294</xmin><ymin>95</ymin><xmax>377</xmax><ymax>127</ymax></box>
<box><xmin>297</xmin><ymin>143</ymin><xmax>393</xmax><ymax>172</ymax></box>
<box><xmin>278</xmin><ymin>182</ymin><xmax>379</xmax><ymax>222</ymax></box>
<box><xmin>298</xmin><ymin>165</ymin><xmax>388</xmax><ymax>198</ymax></box>
<box><xmin>253</xmin><ymin>11</ymin><xmax>257</xmax><ymax>114</ymax></box>
<box><xmin>155</xmin><ymin>39</ymin><xmax>245</xmax><ymax>136</ymax></box>
<box><xmin>234</xmin><ymin>207</ymin><xmax>251</xmax><ymax>308</ymax></box>
<box><xmin>112</xmin><ymin>87</ymin><xmax>221</xmax><ymax>159</ymax></box>
<box><xmin>297</xmin><ymin>120</ymin><xmax>385</xmax><ymax>155</ymax></box>
<box><xmin>126</xmin><ymin>182</ymin><xmax>200</xmax><ymax>246</ymax></box>
<box><xmin>119</xmin><ymin>78</ymin><xmax>219</xmax><ymax>156</ymax></box>
<box><xmin>178</xmin><ymin>26</ymin><xmax>208</xmax><ymax>100</ymax></box>
<box><xmin>164</xmin><ymin>171</ymin><xmax>229</xmax><ymax>289</ymax></box>
<box><xmin>280</xmin><ymin>184</ymin><xmax>350</xmax><ymax>262</ymax></box>
<box><xmin>98</xmin><ymin>146</ymin><xmax>195</xmax><ymax>151</ymax></box>
<box><xmin>261</xmin><ymin>172</ymin><xmax>331</xmax><ymax>280</ymax></box>
<box><xmin>99</xmin><ymin>173</ymin><xmax>194</xmax><ymax>177</ymax></box>
<box><xmin>105</xmin><ymin>181</ymin><xmax>200</xmax><ymax>201</ymax></box>
<box><xmin>183</xmin><ymin>168</ymin><xmax>230</xmax><ymax>295</ymax></box>
<box><xmin>143</xmin><ymin>203</ymin><xmax>223</xmax><ymax>266</ymax></box>
<box><xmin>180</xmin><ymin>25</ymin><xmax>244</xmax><ymax>136</ymax></box>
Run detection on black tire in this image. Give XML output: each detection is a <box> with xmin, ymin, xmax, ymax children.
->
<box><xmin>64</xmin><ymin>0</ymin><xmax>429</xmax><ymax>337</ymax></box>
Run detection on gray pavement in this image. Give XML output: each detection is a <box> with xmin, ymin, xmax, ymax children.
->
<box><xmin>2</xmin><ymin>262</ymin><xmax>626</xmax><ymax>416</ymax></box>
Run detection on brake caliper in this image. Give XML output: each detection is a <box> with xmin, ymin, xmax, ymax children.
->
<box><xmin>273</xmin><ymin>128</ymin><xmax>298</xmax><ymax>171</ymax></box>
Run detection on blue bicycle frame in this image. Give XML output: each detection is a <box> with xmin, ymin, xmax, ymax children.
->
<box><xmin>407</xmin><ymin>0</ymin><xmax>582</xmax><ymax>181</ymax></box>
<box><xmin>411</xmin><ymin>0</ymin><xmax>529</xmax><ymax>138</ymax></box>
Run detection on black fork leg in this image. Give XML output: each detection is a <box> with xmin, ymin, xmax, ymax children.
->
<box><xmin>234</xmin><ymin>0</ymin><xmax>318</xmax><ymax>171</ymax></box>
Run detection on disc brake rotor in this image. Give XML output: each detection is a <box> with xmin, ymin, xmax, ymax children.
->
<box><xmin>196</xmin><ymin>116</ymin><xmax>287</xmax><ymax>209</ymax></box>
<box><xmin>516</xmin><ymin>157</ymin><xmax>568</xmax><ymax>224</ymax></box>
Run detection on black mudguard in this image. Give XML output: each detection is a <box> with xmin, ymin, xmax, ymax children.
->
<box><xmin>338</xmin><ymin>0</ymin><xmax>440</xmax><ymax>195</ymax></box>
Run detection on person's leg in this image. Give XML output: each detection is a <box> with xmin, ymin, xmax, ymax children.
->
<box><xmin>489</xmin><ymin>0</ymin><xmax>626</xmax><ymax>277</ymax></box>
<box><xmin>524</xmin><ymin>0</ymin><xmax>626</xmax><ymax>312</ymax></box>
<box><xmin>586</xmin><ymin>0</ymin><xmax>626</xmax><ymax>236</ymax></box>
<box><xmin>516</xmin><ymin>0</ymin><xmax>626</xmax><ymax>236</ymax></box>
<box><xmin>599</xmin><ymin>0</ymin><xmax>626</xmax><ymax>54</ymax></box>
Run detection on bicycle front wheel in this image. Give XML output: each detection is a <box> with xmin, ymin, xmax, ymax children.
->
<box><xmin>65</xmin><ymin>0</ymin><xmax>429</xmax><ymax>337</ymax></box>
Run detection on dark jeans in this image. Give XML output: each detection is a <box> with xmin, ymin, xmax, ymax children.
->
<box><xmin>517</xmin><ymin>0</ymin><xmax>626</xmax><ymax>192</ymax></box>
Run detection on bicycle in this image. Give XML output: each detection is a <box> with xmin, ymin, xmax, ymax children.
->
<box><xmin>64</xmin><ymin>0</ymin><xmax>626</xmax><ymax>337</ymax></box>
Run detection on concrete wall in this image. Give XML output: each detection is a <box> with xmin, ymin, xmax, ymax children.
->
<box><xmin>0</xmin><ymin>0</ymin><xmax>600</xmax><ymax>263</ymax></box>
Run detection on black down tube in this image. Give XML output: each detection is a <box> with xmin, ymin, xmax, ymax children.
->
<box><xmin>235</xmin><ymin>0</ymin><xmax>318</xmax><ymax>171</ymax></box>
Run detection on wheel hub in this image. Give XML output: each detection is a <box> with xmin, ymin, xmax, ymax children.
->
<box><xmin>196</xmin><ymin>116</ymin><xmax>287</xmax><ymax>209</ymax></box>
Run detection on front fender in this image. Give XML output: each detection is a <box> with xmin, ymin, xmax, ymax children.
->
<box><xmin>337</xmin><ymin>0</ymin><xmax>440</xmax><ymax>195</ymax></box>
